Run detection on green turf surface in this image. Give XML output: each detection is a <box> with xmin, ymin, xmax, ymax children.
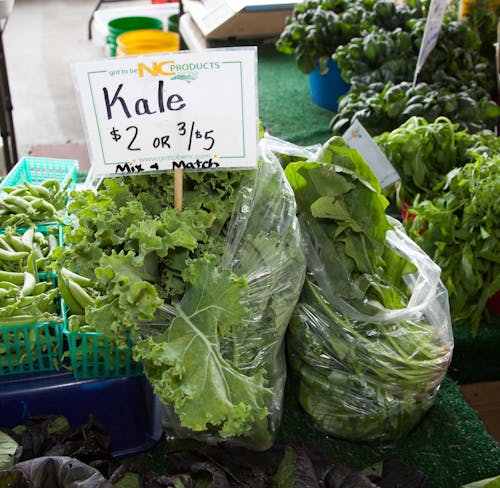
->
<box><xmin>258</xmin><ymin>42</ymin><xmax>333</xmax><ymax>147</ymax></box>
<box><xmin>138</xmin><ymin>378</ymin><xmax>500</xmax><ymax>487</ymax></box>
<box><xmin>279</xmin><ymin>377</ymin><xmax>500</xmax><ymax>487</ymax></box>
<box><xmin>450</xmin><ymin>316</ymin><xmax>500</xmax><ymax>384</ymax></box>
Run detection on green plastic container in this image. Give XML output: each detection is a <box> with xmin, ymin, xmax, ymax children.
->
<box><xmin>0</xmin><ymin>225</ymin><xmax>64</xmax><ymax>376</ymax></box>
<box><xmin>61</xmin><ymin>301</ymin><xmax>142</xmax><ymax>380</ymax></box>
<box><xmin>167</xmin><ymin>14</ymin><xmax>178</xmax><ymax>33</ymax></box>
<box><xmin>0</xmin><ymin>322</ymin><xmax>63</xmax><ymax>376</ymax></box>
<box><xmin>0</xmin><ymin>157</ymin><xmax>78</xmax><ymax>191</ymax></box>
<box><xmin>107</xmin><ymin>16</ymin><xmax>164</xmax><ymax>56</ymax></box>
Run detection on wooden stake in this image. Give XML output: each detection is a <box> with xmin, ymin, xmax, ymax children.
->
<box><xmin>174</xmin><ymin>168</ymin><xmax>183</xmax><ymax>213</ymax></box>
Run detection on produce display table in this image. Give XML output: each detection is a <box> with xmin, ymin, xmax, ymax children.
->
<box><xmin>2</xmin><ymin>41</ymin><xmax>499</xmax><ymax>488</ymax></box>
<box><xmin>253</xmin><ymin>42</ymin><xmax>500</xmax><ymax>486</ymax></box>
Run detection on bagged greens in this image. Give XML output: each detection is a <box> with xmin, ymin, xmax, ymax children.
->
<box><xmin>60</xmin><ymin>142</ymin><xmax>305</xmax><ymax>450</ymax></box>
<box><xmin>281</xmin><ymin>136</ymin><xmax>453</xmax><ymax>444</ymax></box>
<box><xmin>137</xmin><ymin>144</ymin><xmax>305</xmax><ymax>450</ymax></box>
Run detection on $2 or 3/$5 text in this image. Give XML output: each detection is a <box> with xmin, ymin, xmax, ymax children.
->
<box><xmin>109</xmin><ymin>121</ymin><xmax>215</xmax><ymax>153</ymax></box>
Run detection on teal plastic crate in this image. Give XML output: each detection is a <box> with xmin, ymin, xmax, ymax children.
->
<box><xmin>0</xmin><ymin>223</ymin><xmax>64</xmax><ymax>276</ymax></box>
<box><xmin>0</xmin><ymin>321</ymin><xmax>63</xmax><ymax>376</ymax></box>
<box><xmin>0</xmin><ymin>222</ymin><xmax>64</xmax><ymax>376</ymax></box>
<box><xmin>61</xmin><ymin>300</ymin><xmax>142</xmax><ymax>380</ymax></box>
<box><xmin>1</xmin><ymin>157</ymin><xmax>78</xmax><ymax>190</ymax></box>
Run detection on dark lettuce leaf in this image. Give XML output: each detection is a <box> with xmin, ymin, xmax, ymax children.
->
<box><xmin>0</xmin><ymin>456</ymin><xmax>113</xmax><ymax>488</ymax></box>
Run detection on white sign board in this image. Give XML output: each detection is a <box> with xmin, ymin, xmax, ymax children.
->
<box><xmin>73</xmin><ymin>47</ymin><xmax>258</xmax><ymax>177</ymax></box>
<box><xmin>413</xmin><ymin>0</ymin><xmax>447</xmax><ymax>84</ymax></box>
<box><xmin>343</xmin><ymin>120</ymin><xmax>400</xmax><ymax>189</ymax></box>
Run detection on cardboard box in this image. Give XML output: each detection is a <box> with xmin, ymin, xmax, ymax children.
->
<box><xmin>461</xmin><ymin>381</ymin><xmax>500</xmax><ymax>441</ymax></box>
<box><xmin>183</xmin><ymin>0</ymin><xmax>297</xmax><ymax>40</ymax></box>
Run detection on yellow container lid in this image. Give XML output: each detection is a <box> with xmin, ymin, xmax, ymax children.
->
<box><xmin>116</xmin><ymin>29</ymin><xmax>180</xmax><ymax>55</ymax></box>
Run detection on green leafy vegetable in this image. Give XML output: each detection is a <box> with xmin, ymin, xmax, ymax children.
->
<box><xmin>333</xmin><ymin>17</ymin><xmax>495</xmax><ymax>96</ymax></box>
<box><xmin>374</xmin><ymin>116</ymin><xmax>500</xmax><ymax>206</ymax></box>
<box><xmin>134</xmin><ymin>156</ymin><xmax>306</xmax><ymax>449</ymax></box>
<box><xmin>276</xmin><ymin>0</ymin><xmax>426</xmax><ymax>75</ymax></box>
<box><xmin>85</xmin><ymin>251</ymin><xmax>164</xmax><ymax>345</ymax></box>
<box><xmin>0</xmin><ymin>431</ymin><xmax>18</xmax><ymax>470</ymax></box>
<box><xmin>330</xmin><ymin>81</ymin><xmax>500</xmax><ymax>136</ymax></box>
<box><xmin>403</xmin><ymin>155</ymin><xmax>500</xmax><ymax>334</ymax></box>
<box><xmin>135</xmin><ymin>255</ymin><xmax>273</xmax><ymax>440</ymax></box>
<box><xmin>60</xmin><ymin>171</ymin><xmax>243</xmax><ymax>340</ymax></box>
<box><xmin>284</xmin><ymin>136</ymin><xmax>452</xmax><ymax>443</ymax></box>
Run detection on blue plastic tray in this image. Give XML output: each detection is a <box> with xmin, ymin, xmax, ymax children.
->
<box><xmin>0</xmin><ymin>370</ymin><xmax>163</xmax><ymax>457</ymax></box>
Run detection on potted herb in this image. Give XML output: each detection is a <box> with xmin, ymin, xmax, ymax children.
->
<box><xmin>275</xmin><ymin>0</ymin><xmax>425</xmax><ymax>111</ymax></box>
<box><xmin>276</xmin><ymin>0</ymin><xmax>366</xmax><ymax>110</ymax></box>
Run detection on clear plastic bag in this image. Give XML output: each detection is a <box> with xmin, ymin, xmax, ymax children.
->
<box><xmin>261</xmin><ymin>133</ymin><xmax>320</xmax><ymax>168</ymax></box>
<box><xmin>284</xmin><ymin>138</ymin><xmax>454</xmax><ymax>444</ymax></box>
<box><xmin>288</xmin><ymin>219</ymin><xmax>453</xmax><ymax>444</ymax></box>
<box><xmin>137</xmin><ymin>140</ymin><xmax>306</xmax><ymax>450</ymax></box>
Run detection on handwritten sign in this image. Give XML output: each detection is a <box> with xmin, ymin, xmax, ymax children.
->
<box><xmin>343</xmin><ymin>120</ymin><xmax>400</xmax><ymax>189</ymax></box>
<box><xmin>413</xmin><ymin>0</ymin><xmax>447</xmax><ymax>85</ymax></box>
<box><xmin>73</xmin><ymin>47</ymin><xmax>258</xmax><ymax>176</ymax></box>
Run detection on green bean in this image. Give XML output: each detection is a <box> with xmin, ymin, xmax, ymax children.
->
<box><xmin>0</xmin><ymin>282</ymin><xmax>20</xmax><ymax>295</ymax></box>
<box><xmin>61</xmin><ymin>267</ymin><xmax>94</xmax><ymax>288</ymax></box>
<box><xmin>26</xmin><ymin>253</ymin><xmax>38</xmax><ymax>277</ymax></box>
<box><xmin>0</xmin><ymin>248</ymin><xmax>29</xmax><ymax>262</ymax></box>
<box><xmin>25</xmin><ymin>181</ymin><xmax>52</xmax><ymax>199</ymax></box>
<box><xmin>41</xmin><ymin>179</ymin><xmax>60</xmax><ymax>191</ymax></box>
<box><xmin>0</xmin><ymin>270</ymin><xmax>25</xmax><ymax>285</ymax></box>
<box><xmin>0</xmin><ymin>315</ymin><xmax>38</xmax><ymax>326</ymax></box>
<box><xmin>0</xmin><ymin>238</ymin><xmax>15</xmax><ymax>253</ymax></box>
<box><xmin>4</xmin><ymin>233</ymin><xmax>31</xmax><ymax>253</ymax></box>
<box><xmin>21</xmin><ymin>227</ymin><xmax>35</xmax><ymax>248</ymax></box>
<box><xmin>20</xmin><ymin>272</ymin><xmax>36</xmax><ymax>298</ymax></box>
<box><xmin>2</xmin><ymin>195</ymin><xmax>33</xmax><ymax>212</ymax></box>
<box><xmin>47</xmin><ymin>234</ymin><xmax>58</xmax><ymax>255</ymax></box>
<box><xmin>31</xmin><ymin>281</ymin><xmax>49</xmax><ymax>295</ymax></box>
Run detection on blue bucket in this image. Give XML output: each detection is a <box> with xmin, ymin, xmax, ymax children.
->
<box><xmin>308</xmin><ymin>58</ymin><xmax>350</xmax><ymax>112</ymax></box>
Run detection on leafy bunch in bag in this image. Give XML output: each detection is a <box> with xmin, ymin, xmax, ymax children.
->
<box><xmin>285</xmin><ymin>137</ymin><xmax>413</xmax><ymax>312</ymax></box>
<box><xmin>132</xmin><ymin>157</ymin><xmax>305</xmax><ymax>449</ymax></box>
<box><xmin>61</xmin><ymin>155</ymin><xmax>305</xmax><ymax>449</ymax></box>
<box><xmin>284</xmin><ymin>136</ymin><xmax>452</xmax><ymax>443</ymax></box>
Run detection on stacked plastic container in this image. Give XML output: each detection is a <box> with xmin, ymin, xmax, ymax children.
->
<box><xmin>0</xmin><ymin>156</ymin><xmax>162</xmax><ymax>457</ymax></box>
<box><xmin>62</xmin><ymin>299</ymin><xmax>143</xmax><ymax>380</ymax></box>
<box><xmin>0</xmin><ymin>157</ymin><xmax>78</xmax><ymax>376</ymax></box>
